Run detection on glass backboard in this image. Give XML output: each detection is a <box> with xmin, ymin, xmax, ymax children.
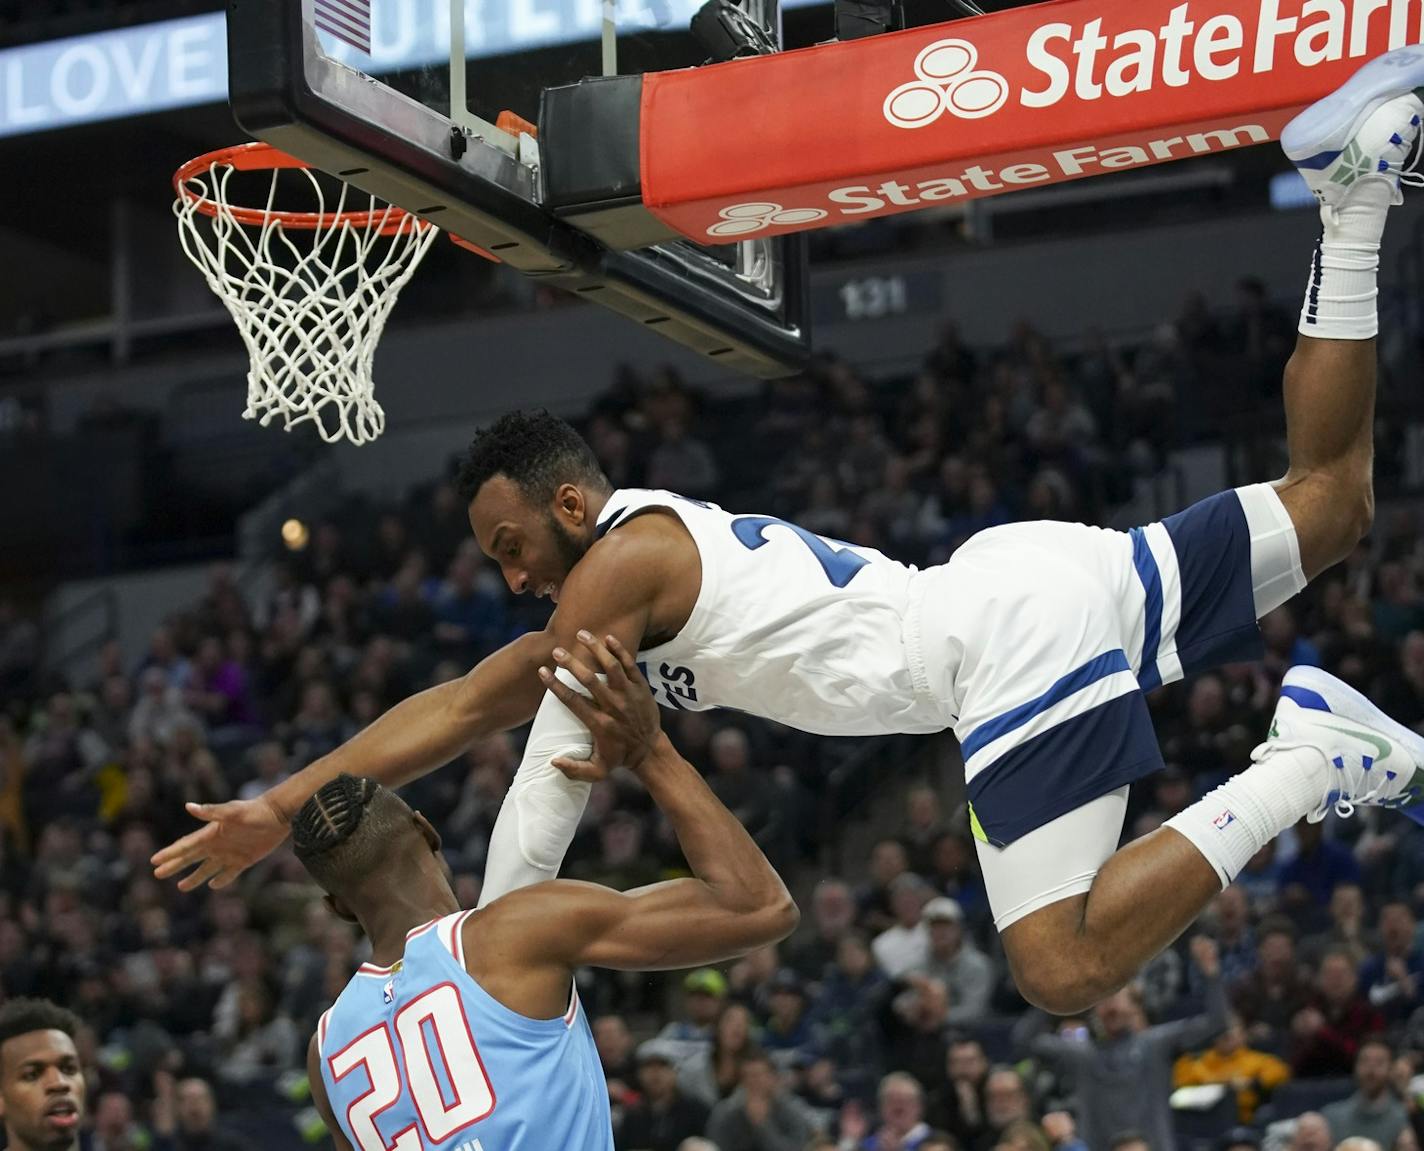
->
<box><xmin>225</xmin><ymin>0</ymin><xmax>809</xmax><ymax>375</ymax></box>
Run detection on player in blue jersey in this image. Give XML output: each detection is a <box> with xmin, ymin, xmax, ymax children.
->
<box><xmin>298</xmin><ymin>633</ymin><xmax>796</xmax><ymax>1151</ymax></box>
<box><xmin>159</xmin><ymin>52</ymin><xmax>1424</xmax><ymax>1016</ymax></box>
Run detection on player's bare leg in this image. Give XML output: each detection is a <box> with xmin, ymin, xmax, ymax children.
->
<box><xmin>1000</xmin><ymin>53</ymin><xmax>1424</xmax><ymax>1015</ymax></box>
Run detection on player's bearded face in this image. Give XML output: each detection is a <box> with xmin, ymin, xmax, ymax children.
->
<box><xmin>545</xmin><ymin>508</ymin><xmax>590</xmax><ymax>577</ymax></box>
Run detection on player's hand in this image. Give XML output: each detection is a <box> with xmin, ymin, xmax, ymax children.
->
<box><xmin>1042</xmin><ymin>1112</ymin><xmax>1077</xmax><ymax>1146</ymax></box>
<box><xmin>540</xmin><ymin>631</ymin><xmax>662</xmax><ymax>782</ymax></box>
<box><xmin>1190</xmin><ymin>934</ymin><xmax>1220</xmax><ymax>978</ymax></box>
<box><xmin>151</xmin><ymin>794</ymin><xmax>290</xmax><ymax>891</ymax></box>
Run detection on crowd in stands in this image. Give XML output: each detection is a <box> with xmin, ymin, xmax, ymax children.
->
<box><xmin>6</xmin><ymin>291</ymin><xmax>1424</xmax><ymax>1151</ymax></box>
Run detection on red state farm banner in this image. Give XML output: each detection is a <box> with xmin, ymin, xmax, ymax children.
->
<box><xmin>639</xmin><ymin>0</ymin><xmax>1424</xmax><ymax>241</ymax></box>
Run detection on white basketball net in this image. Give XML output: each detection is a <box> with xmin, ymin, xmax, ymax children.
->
<box><xmin>174</xmin><ymin>158</ymin><xmax>439</xmax><ymax>445</ymax></box>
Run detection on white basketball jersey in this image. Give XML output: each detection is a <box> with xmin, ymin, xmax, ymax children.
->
<box><xmin>597</xmin><ymin>489</ymin><xmax>948</xmax><ymax>737</ymax></box>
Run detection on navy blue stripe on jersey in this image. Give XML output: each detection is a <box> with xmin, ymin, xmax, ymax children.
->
<box><xmin>1130</xmin><ymin>527</ymin><xmax>1164</xmax><ymax>692</ymax></box>
<box><xmin>967</xmin><ymin>689</ymin><xmax>1163</xmax><ymax>846</ymax></box>
<box><xmin>959</xmin><ymin>649</ymin><xmax>1130</xmax><ymax>762</ymax></box>
<box><xmin>1160</xmin><ymin>489</ymin><xmax>1263</xmax><ymax>677</ymax></box>
<box><xmin>595</xmin><ymin>507</ymin><xmax>635</xmax><ymax>540</ymax></box>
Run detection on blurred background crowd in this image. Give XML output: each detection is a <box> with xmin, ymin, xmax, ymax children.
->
<box><xmin>6</xmin><ymin>278</ymin><xmax>1424</xmax><ymax>1151</ymax></box>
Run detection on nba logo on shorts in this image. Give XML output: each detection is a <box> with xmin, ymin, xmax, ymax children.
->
<box><xmin>1212</xmin><ymin>809</ymin><xmax>1236</xmax><ymax>831</ymax></box>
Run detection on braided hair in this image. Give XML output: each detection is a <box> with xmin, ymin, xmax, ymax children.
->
<box><xmin>292</xmin><ymin>774</ymin><xmax>417</xmax><ymax>896</ymax></box>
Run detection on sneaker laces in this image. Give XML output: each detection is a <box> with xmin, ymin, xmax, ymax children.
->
<box><xmin>1402</xmin><ymin>125</ymin><xmax>1424</xmax><ymax>190</ymax></box>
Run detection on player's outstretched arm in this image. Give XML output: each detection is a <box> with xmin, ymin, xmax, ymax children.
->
<box><xmin>152</xmin><ymin>529</ymin><xmax>664</xmax><ymax>891</ymax></box>
<box><xmin>474</xmin><ymin>634</ymin><xmax>798</xmax><ymax>978</ymax></box>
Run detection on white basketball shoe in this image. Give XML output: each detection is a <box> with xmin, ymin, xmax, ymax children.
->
<box><xmin>1258</xmin><ymin>666</ymin><xmax>1424</xmax><ymax>824</ymax></box>
<box><xmin>1281</xmin><ymin>45</ymin><xmax>1424</xmax><ymax>218</ymax></box>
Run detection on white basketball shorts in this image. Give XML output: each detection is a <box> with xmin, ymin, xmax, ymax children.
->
<box><xmin>909</xmin><ymin>483</ymin><xmax>1305</xmax><ymax>930</ymax></box>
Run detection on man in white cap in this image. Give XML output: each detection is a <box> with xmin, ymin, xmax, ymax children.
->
<box><xmin>917</xmin><ymin>898</ymin><xmax>996</xmax><ymax>1025</ymax></box>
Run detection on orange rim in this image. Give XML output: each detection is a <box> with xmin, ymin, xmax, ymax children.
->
<box><xmin>173</xmin><ymin>142</ymin><xmax>429</xmax><ymax>235</ymax></box>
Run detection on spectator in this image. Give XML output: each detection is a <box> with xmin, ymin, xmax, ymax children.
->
<box><xmin>646</xmin><ymin>418</ymin><xmax>720</xmax><ymax>499</ymax></box>
<box><xmin>1218</xmin><ymin>1128</ymin><xmax>1261</xmax><ymax>1151</ymax></box>
<box><xmin>1235</xmin><ymin>919</ymin><xmax>1314</xmax><ymax>1049</ymax></box>
<box><xmin>431</xmin><ymin>543</ymin><xmax>505</xmax><ymax>660</ymax></box>
<box><xmin>186</xmin><ymin>636</ymin><xmax>256</xmax><ymax>731</ymax></box>
<box><xmin>1030</xmin><ymin>937</ymin><xmax>1227</xmax><ymax>1151</ymax></box>
<box><xmin>618</xmin><ymin>1041</ymin><xmax>712</xmax><ymax>1151</ymax></box>
<box><xmin>1279</xmin><ymin>819</ymin><xmax>1363</xmax><ymax>910</ymax></box>
<box><xmin>789</xmin><ymin>880</ymin><xmax>859</xmax><ymax>982</ymax></box>
<box><xmin>707</xmin><ymin>729</ymin><xmax>786</xmax><ymax>867</ymax></box>
<box><xmin>879</xmin><ymin>974</ymin><xmax>952</xmax><ymax>1089</ymax></box>
<box><xmin>682</xmin><ymin>1003</ymin><xmax>758</xmax><ymax>1109</ymax></box>
<box><xmin>902</xmin><ymin>787</ymin><xmax>947</xmax><ymax>873</ymax></box>
<box><xmin>981</xmin><ymin>1069</ymin><xmax>1034</xmax><ymax>1150</ymax></box>
<box><xmin>1107</xmin><ymin>1134</ymin><xmax>1152</xmax><ymax>1151</ymax></box>
<box><xmin>861</xmin><ymin>1073</ymin><xmax>934</xmax><ymax>1151</ymax></box>
<box><xmin>927</xmin><ymin>1039</ymin><xmax>990</xmax><ymax>1149</ymax></box>
<box><xmin>155</xmin><ymin>1076</ymin><xmax>252</xmax><ymax>1151</ymax></box>
<box><xmin>90</xmin><ymin>1093</ymin><xmax>152</xmax><ymax>1151</ymax></box>
<box><xmin>809</xmin><ymin>933</ymin><xmax>885</xmax><ymax>1064</ymax></box>
<box><xmin>1040</xmin><ymin>1113</ymin><xmax>1089</xmax><ymax>1151</ymax></box>
<box><xmin>915</xmin><ymin>898</ymin><xmax>994</xmax><ymax>1024</ymax></box>
<box><xmin>211</xmin><ymin>980</ymin><xmax>299</xmax><ymax>1085</ymax></box>
<box><xmin>1301</xmin><ymin>884</ymin><xmax>1375</xmax><ymax>969</ymax></box>
<box><xmin>858</xmin><ymin>841</ymin><xmax>911</xmax><ymax>935</ymax></box>
<box><xmin>1291</xmin><ymin>950</ymin><xmax>1386</xmax><ymax>1078</ymax></box>
<box><xmin>760</xmin><ymin>970</ymin><xmax>815</xmax><ymax>1060</ymax></box>
<box><xmin>236</xmin><ymin>742</ymin><xmax>289</xmax><ymax>802</ymax></box>
<box><xmin>1208</xmin><ymin>885</ymin><xmax>1259</xmax><ymax>990</ymax></box>
<box><xmin>872</xmin><ymin>874</ymin><xmax>933</xmax><ymax>978</ymax></box>
<box><xmin>1360</xmin><ymin>904</ymin><xmax>1424</xmax><ymax>1024</ymax></box>
<box><xmin>1172</xmin><ymin>1012</ymin><xmax>1291</xmax><ymax>1123</ymax></box>
<box><xmin>705</xmin><ymin>1050</ymin><xmax>813</xmax><ymax>1151</ymax></box>
<box><xmin>1289</xmin><ymin>1112</ymin><xmax>1333</xmax><ymax>1151</ymax></box>
<box><xmin>659</xmin><ymin>968</ymin><xmax>730</xmax><ymax>1057</ymax></box>
<box><xmin>568</xmin><ymin>811</ymin><xmax>662</xmax><ymax>891</ymax></box>
<box><xmin>596</xmin><ymin>1014</ymin><xmax>642</xmax><ymax>1123</ymax></box>
<box><xmin>1321</xmin><ymin>1040</ymin><xmax>1408</xmax><ymax>1149</ymax></box>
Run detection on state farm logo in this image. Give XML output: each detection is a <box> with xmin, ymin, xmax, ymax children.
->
<box><xmin>705</xmin><ymin>202</ymin><xmax>829</xmax><ymax>237</ymax></box>
<box><xmin>884</xmin><ymin>38</ymin><xmax>1010</xmax><ymax>129</ymax></box>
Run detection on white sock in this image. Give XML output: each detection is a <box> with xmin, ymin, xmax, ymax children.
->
<box><xmin>1164</xmin><ymin>746</ymin><xmax>1327</xmax><ymax>887</ymax></box>
<box><xmin>1299</xmin><ymin>180</ymin><xmax>1394</xmax><ymax>340</ymax></box>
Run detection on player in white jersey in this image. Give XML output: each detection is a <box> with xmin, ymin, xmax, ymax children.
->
<box><xmin>156</xmin><ymin>51</ymin><xmax>1424</xmax><ymax>1015</ymax></box>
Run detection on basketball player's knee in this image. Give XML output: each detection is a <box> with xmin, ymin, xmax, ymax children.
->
<box><xmin>1009</xmin><ymin>941</ymin><xmax>1118</xmax><ymax>1016</ymax></box>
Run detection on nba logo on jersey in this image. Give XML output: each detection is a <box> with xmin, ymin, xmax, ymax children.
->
<box><xmin>382</xmin><ymin>979</ymin><xmax>394</xmax><ymax>1004</ymax></box>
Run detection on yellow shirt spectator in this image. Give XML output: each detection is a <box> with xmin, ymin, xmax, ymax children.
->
<box><xmin>1174</xmin><ymin>1014</ymin><xmax>1291</xmax><ymax>1123</ymax></box>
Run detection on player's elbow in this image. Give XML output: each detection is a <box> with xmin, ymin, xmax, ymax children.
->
<box><xmin>774</xmin><ymin>893</ymin><xmax>801</xmax><ymax>938</ymax></box>
<box><xmin>750</xmin><ymin>890</ymin><xmax>800</xmax><ymax>945</ymax></box>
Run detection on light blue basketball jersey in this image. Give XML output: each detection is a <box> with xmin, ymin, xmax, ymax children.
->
<box><xmin>316</xmin><ymin>911</ymin><xmax>612</xmax><ymax>1151</ymax></box>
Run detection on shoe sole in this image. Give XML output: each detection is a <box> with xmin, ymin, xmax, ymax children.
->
<box><xmin>1281</xmin><ymin>45</ymin><xmax>1424</xmax><ymax>162</ymax></box>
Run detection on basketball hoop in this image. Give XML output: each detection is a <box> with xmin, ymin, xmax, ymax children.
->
<box><xmin>173</xmin><ymin>142</ymin><xmax>439</xmax><ymax>445</ymax></box>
